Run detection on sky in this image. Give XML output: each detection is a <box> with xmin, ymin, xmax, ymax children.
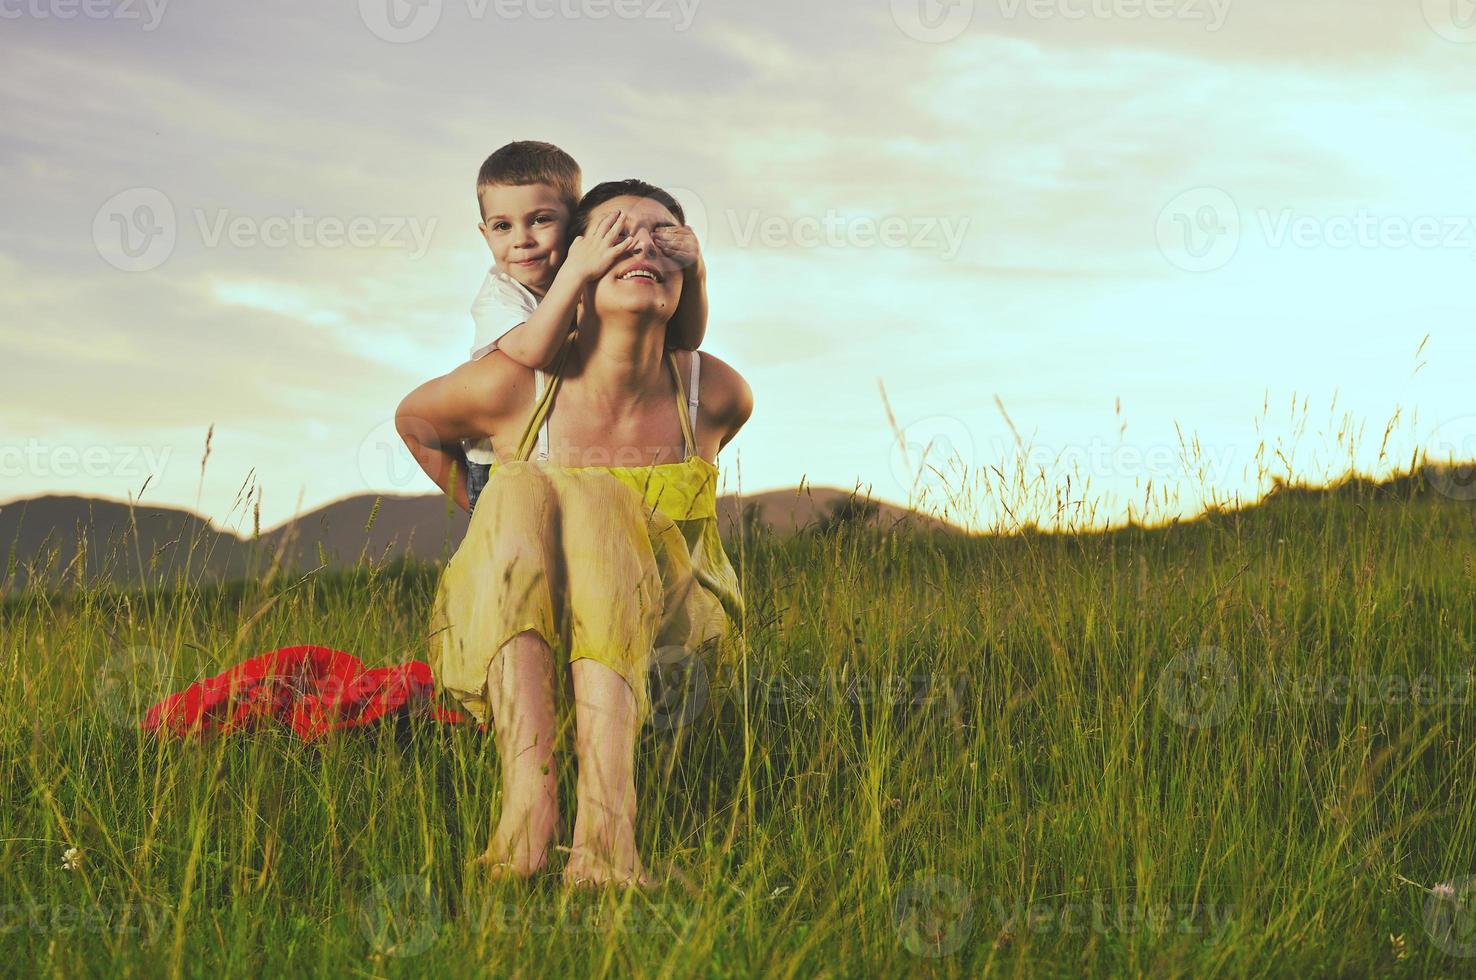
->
<box><xmin>3</xmin><ymin>0</ymin><xmax>1475</xmax><ymax>535</ymax></box>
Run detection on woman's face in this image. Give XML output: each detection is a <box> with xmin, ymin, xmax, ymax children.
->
<box><xmin>586</xmin><ymin>195</ymin><xmax>684</xmax><ymax>320</ymax></box>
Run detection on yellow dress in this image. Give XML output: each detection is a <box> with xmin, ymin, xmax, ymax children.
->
<box><xmin>429</xmin><ymin>338</ymin><xmax>744</xmax><ymax>727</ymax></box>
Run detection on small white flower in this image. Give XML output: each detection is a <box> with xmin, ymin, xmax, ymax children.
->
<box><xmin>61</xmin><ymin>846</ymin><xmax>81</xmax><ymax>872</ymax></box>
<box><xmin>1432</xmin><ymin>881</ymin><xmax>1457</xmax><ymax>900</ymax></box>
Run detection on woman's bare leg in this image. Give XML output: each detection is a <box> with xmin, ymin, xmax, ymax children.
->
<box><xmin>470</xmin><ymin>463</ymin><xmax>566</xmax><ymax>879</ymax></box>
<box><xmin>563</xmin><ymin>659</ymin><xmax>652</xmax><ymax>888</ymax></box>
<box><xmin>475</xmin><ymin>629</ymin><xmax>560</xmax><ymax>878</ymax></box>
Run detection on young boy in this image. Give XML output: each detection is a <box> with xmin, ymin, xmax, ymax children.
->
<box><xmin>460</xmin><ymin>141</ymin><xmax>709</xmax><ymax>511</ymax></box>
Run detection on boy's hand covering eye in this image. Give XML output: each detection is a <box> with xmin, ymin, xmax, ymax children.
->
<box><xmin>652</xmin><ymin>225</ymin><xmax>701</xmax><ymax>270</ymax></box>
<box><xmin>565</xmin><ymin>209</ymin><xmax>640</xmax><ymax>285</ymax></box>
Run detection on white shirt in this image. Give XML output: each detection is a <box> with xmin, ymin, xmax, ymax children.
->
<box><xmin>463</xmin><ymin>268</ymin><xmax>538</xmax><ymax>464</ymax></box>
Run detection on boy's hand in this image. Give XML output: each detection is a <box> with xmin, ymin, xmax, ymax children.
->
<box><xmin>564</xmin><ymin>209</ymin><xmax>639</xmax><ymax>285</ymax></box>
<box><xmin>653</xmin><ymin>225</ymin><xmax>703</xmax><ymax>273</ymax></box>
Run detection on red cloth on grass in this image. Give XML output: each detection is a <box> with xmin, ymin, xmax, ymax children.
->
<box><xmin>140</xmin><ymin>644</ymin><xmax>485</xmax><ymax>740</ymax></box>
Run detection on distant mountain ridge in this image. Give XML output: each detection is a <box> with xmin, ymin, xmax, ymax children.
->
<box><xmin>0</xmin><ymin>485</ymin><xmax>959</xmax><ymax>594</ymax></box>
<box><xmin>11</xmin><ymin>465</ymin><xmax>1465</xmax><ymax>595</ymax></box>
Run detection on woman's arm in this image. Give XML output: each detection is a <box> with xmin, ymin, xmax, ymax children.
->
<box><xmin>395</xmin><ymin>355</ymin><xmax>529</xmax><ymax>510</ymax></box>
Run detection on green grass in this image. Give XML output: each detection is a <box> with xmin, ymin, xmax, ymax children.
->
<box><xmin>3</xmin><ymin>467</ymin><xmax>1476</xmax><ymax>977</ymax></box>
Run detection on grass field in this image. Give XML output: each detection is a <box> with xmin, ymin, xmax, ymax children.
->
<box><xmin>3</xmin><ymin>465</ymin><xmax>1475</xmax><ymax>977</ymax></box>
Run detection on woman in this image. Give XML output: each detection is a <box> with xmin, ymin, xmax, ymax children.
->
<box><xmin>395</xmin><ymin>180</ymin><xmax>753</xmax><ymax>888</ymax></box>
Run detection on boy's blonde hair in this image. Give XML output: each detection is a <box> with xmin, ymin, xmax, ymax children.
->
<box><xmin>475</xmin><ymin>141</ymin><xmax>581</xmax><ymax>221</ymax></box>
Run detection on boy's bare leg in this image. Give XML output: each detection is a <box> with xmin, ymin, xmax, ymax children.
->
<box><xmin>475</xmin><ymin>628</ymin><xmax>560</xmax><ymax>878</ymax></box>
<box><xmin>564</xmin><ymin>659</ymin><xmax>652</xmax><ymax>889</ymax></box>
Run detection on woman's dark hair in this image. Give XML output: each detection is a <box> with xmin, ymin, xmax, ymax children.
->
<box><xmin>570</xmin><ymin>179</ymin><xmax>686</xmax><ymax>239</ymax></box>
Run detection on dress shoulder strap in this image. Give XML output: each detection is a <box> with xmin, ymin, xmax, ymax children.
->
<box><xmin>688</xmin><ymin>351</ymin><xmax>701</xmax><ymax>445</ymax></box>
<box><xmin>535</xmin><ymin>370</ymin><xmax>550</xmax><ymax>461</ymax></box>
<box><xmin>668</xmin><ymin>349</ymin><xmax>698</xmax><ymax>460</ymax></box>
<box><xmin>512</xmin><ymin>335</ymin><xmax>576</xmax><ymax>463</ymax></box>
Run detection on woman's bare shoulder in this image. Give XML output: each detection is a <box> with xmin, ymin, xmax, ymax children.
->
<box><xmin>688</xmin><ymin>350</ymin><xmax>753</xmax><ymax>445</ymax></box>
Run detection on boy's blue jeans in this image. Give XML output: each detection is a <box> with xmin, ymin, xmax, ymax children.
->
<box><xmin>465</xmin><ymin>460</ymin><xmax>491</xmax><ymax>512</ymax></box>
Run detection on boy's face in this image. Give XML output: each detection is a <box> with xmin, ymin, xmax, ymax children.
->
<box><xmin>477</xmin><ymin>182</ymin><xmax>571</xmax><ymax>296</ymax></box>
<box><xmin>586</xmin><ymin>195</ymin><xmax>684</xmax><ymax>318</ymax></box>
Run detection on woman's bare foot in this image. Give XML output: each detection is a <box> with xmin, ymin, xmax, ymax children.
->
<box><xmin>472</xmin><ymin>801</ymin><xmax>559</xmax><ymax>880</ymax></box>
<box><xmin>560</xmin><ymin>806</ymin><xmax>654</xmax><ymax>889</ymax></box>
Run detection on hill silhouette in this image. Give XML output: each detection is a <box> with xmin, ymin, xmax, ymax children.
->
<box><xmin>0</xmin><ymin>482</ymin><xmax>959</xmax><ymax>595</ymax></box>
<box><xmin>4</xmin><ymin>464</ymin><xmax>1469</xmax><ymax>595</ymax></box>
